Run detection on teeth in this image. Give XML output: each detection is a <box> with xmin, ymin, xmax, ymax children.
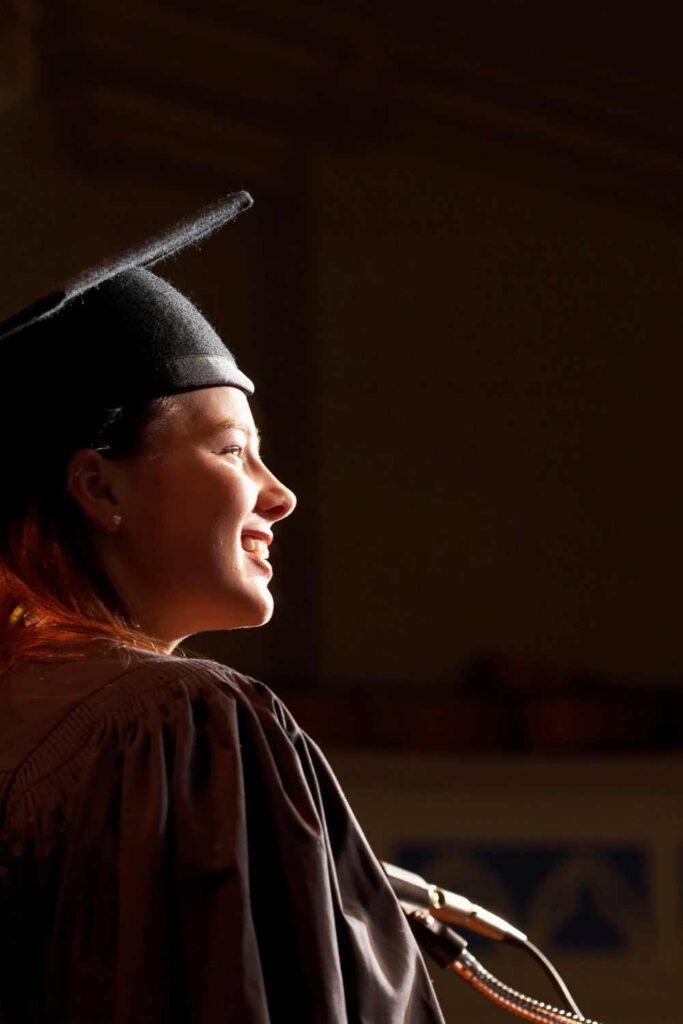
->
<box><xmin>242</xmin><ymin>536</ymin><xmax>269</xmax><ymax>559</ymax></box>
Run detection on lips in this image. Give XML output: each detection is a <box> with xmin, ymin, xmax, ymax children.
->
<box><xmin>241</xmin><ymin>529</ymin><xmax>273</xmax><ymax>562</ymax></box>
<box><xmin>241</xmin><ymin>535</ymin><xmax>270</xmax><ymax>559</ymax></box>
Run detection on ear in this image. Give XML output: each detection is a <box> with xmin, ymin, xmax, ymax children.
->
<box><xmin>66</xmin><ymin>449</ymin><xmax>123</xmax><ymax>533</ymax></box>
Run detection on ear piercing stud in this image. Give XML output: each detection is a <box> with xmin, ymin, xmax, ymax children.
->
<box><xmin>111</xmin><ymin>513</ymin><xmax>123</xmax><ymax>530</ymax></box>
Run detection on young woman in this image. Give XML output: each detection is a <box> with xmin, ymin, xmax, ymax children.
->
<box><xmin>0</xmin><ymin>194</ymin><xmax>445</xmax><ymax>1023</ymax></box>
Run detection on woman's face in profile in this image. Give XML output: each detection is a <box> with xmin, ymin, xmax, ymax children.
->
<box><xmin>102</xmin><ymin>386</ymin><xmax>296</xmax><ymax>642</ymax></box>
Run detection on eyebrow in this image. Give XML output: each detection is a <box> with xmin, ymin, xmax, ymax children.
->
<box><xmin>207</xmin><ymin>417</ymin><xmax>262</xmax><ymax>451</ymax></box>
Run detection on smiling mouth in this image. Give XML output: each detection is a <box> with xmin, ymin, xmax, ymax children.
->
<box><xmin>241</xmin><ymin>536</ymin><xmax>270</xmax><ymax>560</ymax></box>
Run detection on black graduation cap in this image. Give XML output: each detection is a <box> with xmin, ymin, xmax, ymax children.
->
<box><xmin>0</xmin><ymin>190</ymin><xmax>254</xmax><ymax>529</ymax></box>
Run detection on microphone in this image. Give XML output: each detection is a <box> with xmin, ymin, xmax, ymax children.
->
<box><xmin>382</xmin><ymin>861</ymin><xmax>527</xmax><ymax>945</ymax></box>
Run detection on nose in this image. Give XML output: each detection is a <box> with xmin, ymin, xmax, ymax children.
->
<box><xmin>257</xmin><ymin>466</ymin><xmax>297</xmax><ymax>523</ymax></box>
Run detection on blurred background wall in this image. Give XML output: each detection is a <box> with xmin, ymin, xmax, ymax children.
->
<box><xmin>2</xmin><ymin>2</ymin><xmax>683</xmax><ymax>1020</ymax></box>
<box><xmin>4</xmin><ymin>1</ymin><xmax>681</xmax><ymax>697</ymax></box>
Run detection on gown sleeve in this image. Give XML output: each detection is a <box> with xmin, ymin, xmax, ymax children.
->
<box><xmin>6</xmin><ymin>659</ymin><xmax>445</xmax><ymax>1024</ymax></box>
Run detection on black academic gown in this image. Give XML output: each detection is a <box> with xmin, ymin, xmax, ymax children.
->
<box><xmin>0</xmin><ymin>649</ymin><xmax>445</xmax><ymax>1023</ymax></box>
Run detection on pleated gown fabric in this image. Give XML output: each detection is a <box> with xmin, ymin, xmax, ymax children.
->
<box><xmin>0</xmin><ymin>649</ymin><xmax>445</xmax><ymax>1023</ymax></box>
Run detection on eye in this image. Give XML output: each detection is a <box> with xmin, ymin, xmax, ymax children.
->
<box><xmin>219</xmin><ymin>444</ymin><xmax>245</xmax><ymax>459</ymax></box>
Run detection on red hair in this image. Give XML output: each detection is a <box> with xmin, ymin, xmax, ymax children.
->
<box><xmin>0</xmin><ymin>510</ymin><xmax>164</xmax><ymax>668</ymax></box>
<box><xmin>0</xmin><ymin>399</ymin><xmax>171</xmax><ymax>669</ymax></box>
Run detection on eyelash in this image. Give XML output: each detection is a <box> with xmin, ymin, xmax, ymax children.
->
<box><xmin>220</xmin><ymin>445</ymin><xmax>245</xmax><ymax>458</ymax></box>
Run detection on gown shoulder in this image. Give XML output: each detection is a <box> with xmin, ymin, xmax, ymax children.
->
<box><xmin>0</xmin><ymin>649</ymin><xmax>445</xmax><ymax>1023</ymax></box>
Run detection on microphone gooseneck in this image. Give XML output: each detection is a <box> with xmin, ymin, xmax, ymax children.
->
<box><xmin>383</xmin><ymin>862</ymin><xmax>587</xmax><ymax>1020</ymax></box>
<box><xmin>406</xmin><ymin>910</ymin><xmax>603</xmax><ymax>1024</ymax></box>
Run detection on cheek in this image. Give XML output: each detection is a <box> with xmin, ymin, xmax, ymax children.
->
<box><xmin>128</xmin><ymin>459</ymin><xmax>250</xmax><ymax>555</ymax></box>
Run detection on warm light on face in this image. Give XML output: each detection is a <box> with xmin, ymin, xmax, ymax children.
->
<box><xmin>103</xmin><ymin>387</ymin><xmax>296</xmax><ymax>644</ymax></box>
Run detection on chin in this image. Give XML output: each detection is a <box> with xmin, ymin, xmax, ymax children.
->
<box><xmin>220</xmin><ymin>586</ymin><xmax>274</xmax><ymax>630</ymax></box>
<box><xmin>234</xmin><ymin>604</ymin><xmax>273</xmax><ymax>629</ymax></box>
<box><xmin>174</xmin><ymin>580</ymin><xmax>274</xmax><ymax>636</ymax></box>
<box><xmin>180</xmin><ymin>606</ymin><xmax>272</xmax><ymax>639</ymax></box>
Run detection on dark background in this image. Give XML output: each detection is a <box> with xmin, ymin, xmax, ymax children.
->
<box><xmin>2</xmin><ymin>1</ymin><xmax>683</xmax><ymax>751</ymax></box>
<box><xmin>3</xmin><ymin>5</ymin><xmax>683</xmax><ymax>1021</ymax></box>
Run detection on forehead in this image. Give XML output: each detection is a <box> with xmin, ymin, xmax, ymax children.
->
<box><xmin>176</xmin><ymin>386</ymin><xmax>254</xmax><ymax>429</ymax></box>
<box><xmin>156</xmin><ymin>386</ymin><xmax>257</xmax><ymax>445</ymax></box>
